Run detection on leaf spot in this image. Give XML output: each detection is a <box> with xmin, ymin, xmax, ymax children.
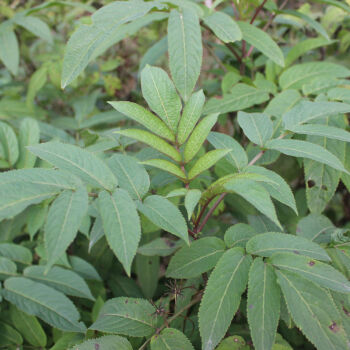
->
<box><xmin>308</xmin><ymin>260</ymin><xmax>315</xmax><ymax>266</ymax></box>
<box><xmin>329</xmin><ymin>321</ymin><xmax>339</xmax><ymax>333</ymax></box>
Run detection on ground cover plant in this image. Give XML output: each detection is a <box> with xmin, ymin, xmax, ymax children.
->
<box><xmin>0</xmin><ymin>0</ymin><xmax>350</xmax><ymax>349</ymax></box>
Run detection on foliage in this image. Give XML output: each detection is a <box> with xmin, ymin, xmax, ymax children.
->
<box><xmin>0</xmin><ymin>0</ymin><xmax>350</xmax><ymax>349</ymax></box>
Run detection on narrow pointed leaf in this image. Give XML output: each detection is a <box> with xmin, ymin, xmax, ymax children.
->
<box><xmin>246</xmin><ymin>232</ymin><xmax>330</xmax><ymax>261</ymax></box>
<box><xmin>168</xmin><ymin>8</ymin><xmax>202</xmax><ymax>101</ymax></box>
<box><xmin>199</xmin><ymin>248</ymin><xmax>252</xmax><ymax>350</ymax></box>
<box><xmin>247</xmin><ymin>258</ymin><xmax>280</xmax><ymax>350</ymax></box>
<box><xmin>0</xmin><ymin>22</ymin><xmax>19</xmax><ymax>75</ymax></box>
<box><xmin>141</xmin><ymin>159</ymin><xmax>186</xmax><ymax>179</ymax></box>
<box><xmin>98</xmin><ymin>189</ymin><xmax>141</xmax><ymax>276</ymax></box>
<box><xmin>151</xmin><ymin>328</ymin><xmax>195</xmax><ymax>350</ymax></box>
<box><xmin>0</xmin><ymin>121</ymin><xmax>19</xmax><ymax>166</ymax></box>
<box><xmin>0</xmin><ymin>322</ymin><xmax>22</xmax><ymax>346</ymax></box>
<box><xmin>291</xmin><ymin>124</ymin><xmax>350</xmax><ymax>142</ymax></box>
<box><xmin>184</xmin><ymin>189</ymin><xmax>201</xmax><ymax>220</ymax></box>
<box><xmin>109</xmin><ymin>101</ymin><xmax>175</xmax><ymax>142</ymax></box>
<box><xmin>184</xmin><ymin>113</ymin><xmax>218</xmax><ymax>162</ymax></box>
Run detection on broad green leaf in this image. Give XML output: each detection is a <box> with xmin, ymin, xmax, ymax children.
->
<box><xmin>247</xmin><ymin>258</ymin><xmax>280</xmax><ymax>350</ymax></box>
<box><xmin>151</xmin><ymin>328</ymin><xmax>194</xmax><ymax>350</ymax></box>
<box><xmin>224</xmin><ymin>179</ymin><xmax>282</xmax><ymax>229</ymax></box>
<box><xmin>90</xmin><ymin>297</ymin><xmax>156</xmax><ymax>336</ymax></box>
<box><xmin>264</xmin><ymin>90</ymin><xmax>301</xmax><ymax>118</ymax></box>
<box><xmin>331</xmin><ymin>291</ymin><xmax>350</xmax><ymax>341</ymax></box>
<box><xmin>99</xmin><ymin>189</ymin><xmax>141</xmax><ymax>276</ymax></box>
<box><xmin>168</xmin><ymin>8</ymin><xmax>202</xmax><ymax>101</ymax></box>
<box><xmin>115</xmin><ymin>129</ymin><xmax>181</xmax><ymax>161</ymax></box>
<box><xmin>26</xmin><ymin>66</ymin><xmax>48</xmax><ymax>109</ymax></box>
<box><xmin>224</xmin><ymin>223</ymin><xmax>257</xmax><ymax>248</ymax></box>
<box><xmin>279</xmin><ymin>62</ymin><xmax>350</xmax><ymax>90</ymax></box>
<box><xmin>50</xmin><ymin>333</ymin><xmax>84</xmax><ymax>350</ymax></box>
<box><xmin>68</xmin><ymin>335</ymin><xmax>132</xmax><ymax>350</ymax></box>
<box><xmin>328</xmin><ymin>87</ymin><xmax>350</xmax><ymax>103</ymax></box>
<box><xmin>266</xmin><ymin>139</ymin><xmax>347</xmax><ymax>172</ymax></box>
<box><xmin>238</xmin><ymin>112</ymin><xmax>273</xmax><ymax>147</ymax></box>
<box><xmin>142</xmin><ymin>159</ymin><xmax>186</xmax><ymax>179</ymax></box>
<box><xmin>238</xmin><ymin>21</ymin><xmax>284</xmax><ymax>67</ymax></box>
<box><xmin>28</xmin><ymin>142</ymin><xmax>117</xmax><ymax>190</ymax></box>
<box><xmin>246</xmin><ymin>232</ymin><xmax>330</xmax><ymax>261</ymax></box>
<box><xmin>9</xmin><ymin>305</ymin><xmax>47</xmax><ymax>347</ymax></box>
<box><xmin>16</xmin><ymin>118</ymin><xmax>40</xmax><ymax>169</ymax></box>
<box><xmin>24</xmin><ymin>266</ymin><xmax>94</xmax><ymax>300</ymax></box>
<box><xmin>216</xmin><ymin>335</ymin><xmax>247</xmax><ymax>350</ymax></box>
<box><xmin>276</xmin><ymin>270</ymin><xmax>348</xmax><ymax>350</ymax></box>
<box><xmin>137</xmin><ymin>195</ymin><xmax>189</xmax><ymax>244</ymax></box>
<box><xmin>302</xmin><ymin>77</ymin><xmax>344</xmax><ymax>96</ymax></box>
<box><xmin>138</xmin><ymin>237</ymin><xmax>182</xmax><ymax>256</ymax></box>
<box><xmin>0</xmin><ymin>121</ymin><xmax>19</xmax><ymax>167</ymax></box>
<box><xmin>0</xmin><ymin>243</ymin><xmax>32</xmax><ymax>266</ymax></box>
<box><xmin>184</xmin><ymin>189</ymin><xmax>201</xmax><ymax>220</ymax></box>
<box><xmin>177</xmin><ymin>90</ymin><xmax>205</xmax><ymax>145</ymax></box>
<box><xmin>107</xmin><ymin>154</ymin><xmax>150</xmax><ymax>200</ymax></box>
<box><xmin>45</xmin><ymin>187</ymin><xmax>88</xmax><ymax>270</ymax></box>
<box><xmin>283</xmin><ymin>101</ymin><xmax>350</xmax><ymax>129</ymax></box>
<box><xmin>270</xmin><ymin>253</ymin><xmax>350</xmax><ymax>293</ymax></box>
<box><xmin>285</xmin><ymin>37</ymin><xmax>335</xmax><ymax>67</ymax></box>
<box><xmin>184</xmin><ymin>113</ymin><xmax>218</xmax><ymax>162</ymax></box>
<box><xmin>0</xmin><ymin>256</ymin><xmax>17</xmax><ymax>280</ymax></box>
<box><xmin>0</xmin><ymin>322</ymin><xmax>22</xmax><ymax>346</ymax></box>
<box><xmin>109</xmin><ymin>101</ymin><xmax>175</xmax><ymax>142</ymax></box>
<box><xmin>61</xmin><ymin>1</ymin><xmax>162</xmax><ymax>87</ymax></box>
<box><xmin>141</xmin><ymin>65</ymin><xmax>182</xmax><ymax>131</ymax></box>
<box><xmin>166</xmin><ymin>237</ymin><xmax>226</xmax><ymax>278</ymax></box>
<box><xmin>204</xmin><ymin>84</ymin><xmax>269</xmax><ymax>115</ymax></box>
<box><xmin>3</xmin><ymin>277</ymin><xmax>86</xmax><ymax>333</ymax></box>
<box><xmin>245</xmin><ymin>166</ymin><xmax>297</xmax><ymax>213</ymax></box>
<box><xmin>0</xmin><ymin>22</ymin><xmax>19</xmax><ymax>75</ymax></box>
<box><xmin>207</xmin><ymin>132</ymin><xmax>248</xmax><ymax>170</ymax></box>
<box><xmin>291</xmin><ymin>124</ymin><xmax>350</xmax><ymax>142</ymax></box>
<box><xmin>13</xmin><ymin>14</ymin><xmax>52</xmax><ymax>43</ymax></box>
<box><xmin>204</xmin><ymin>12</ymin><xmax>242</xmax><ymax>43</ymax></box>
<box><xmin>69</xmin><ymin>256</ymin><xmax>101</xmax><ymax>281</ymax></box>
<box><xmin>188</xmin><ymin>149</ymin><xmax>231</xmax><ymax>180</ymax></box>
<box><xmin>199</xmin><ymin>248</ymin><xmax>252</xmax><ymax>350</ymax></box>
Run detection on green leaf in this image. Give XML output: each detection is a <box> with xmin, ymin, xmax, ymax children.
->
<box><xmin>61</xmin><ymin>1</ymin><xmax>162</xmax><ymax>87</ymax></box>
<box><xmin>204</xmin><ymin>12</ymin><xmax>242</xmax><ymax>43</ymax></box>
<box><xmin>141</xmin><ymin>159</ymin><xmax>186</xmax><ymax>180</ymax></box>
<box><xmin>166</xmin><ymin>237</ymin><xmax>226</xmax><ymax>278</ymax></box>
<box><xmin>138</xmin><ymin>237</ymin><xmax>182</xmax><ymax>256</ymax></box>
<box><xmin>184</xmin><ymin>189</ymin><xmax>201</xmax><ymax>220</ymax></box>
<box><xmin>99</xmin><ymin>189</ymin><xmax>141</xmax><ymax>276</ymax></box>
<box><xmin>26</xmin><ymin>66</ymin><xmax>48</xmax><ymax>109</ymax></box>
<box><xmin>237</xmin><ymin>21</ymin><xmax>284</xmax><ymax>67</ymax></box>
<box><xmin>291</xmin><ymin>124</ymin><xmax>350</xmax><ymax>142</ymax></box>
<box><xmin>137</xmin><ymin>195</ymin><xmax>189</xmax><ymax>244</ymax></box>
<box><xmin>224</xmin><ymin>179</ymin><xmax>282</xmax><ymax>229</ymax></box>
<box><xmin>151</xmin><ymin>328</ymin><xmax>194</xmax><ymax>350</ymax></box>
<box><xmin>279</xmin><ymin>62</ymin><xmax>350</xmax><ymax>90</ymax></box>
<box><xmin>283</xmin><ymin>101</ymin><xmax>350</xmax><ymax>129</ymax></box>
<box><xmin>0</xmin><ymin>243</ymin><xmax>32</xmax><ymax>266</ymax></box>
<box><xmin>199</xmin><ymin>248</ymin><xmax>252</xmax><ymax>350</ymax></box>
<box><xmin>109</xmin><ymin>101</ymin><xmax>175</xmax><ymax>142</ymax></box>
<box><xmin>168</xmin><ymin>8</ymin><xmax>202</xmax><ymax>101</ymax></box>
<box><xmin>270</xmin><ymin>252</ymin><xmax>350</xmax><ymax>293</ymax></box>
<box><xmin>246</xmin><ymin>232</ymin><xmax>330</xmax><ymax>261</ymax></box>
<box><xmin>188</xmin><ymin>149</ymin><xmax>231</xmax><ymax>180</ymax></box>
<box><xmin>107</xmin><ymin>154</ymin><xmax>150</xmax><ymax>200</ymax></box>
<box><xmin>184</xmin><ymin>113</ymin><xmax>218</xmax><ymax>162</ymax></box>
<box><xmin>45</xmin><ymin>187</ymin><xmax>88</xmax><ymax>270</ymax></box>
<box><xmin>28</xmin><ymin>142</ymin><xmax>117</xmax><ymax>190</ymax></box>
<box><xmin>135</xmin><ymin>252</ymin><xmax>159</xmax><ymax>299</ymax></box>
<box><xmin>247</xmin><ymin>258</ymin><xmax>281</xmax><ymax>350</ymax></box>
<box><xmin>224</xmin><ymin>223</ymin><xmax>257</xmax><ymax>248</ymax></box>
<box><xmin>0</xmin><ymin>22</ymin><xmax>19</xmax><ymax>75</ymax></box>
<box><xmin>309</xmin><ymin>0</ymin><xmax>350</xmax><ymax>13</ymax></box>
<box><xmin>68</xmin><ymin>335</ymin><xmax>132</xmax><ymax>350</ymax></box>
<box><xmin>69</xmin><ymin>256</ymin><xmax>101</xmax><ymax>281</ymax></box>
<box><xmin>3</xmin><ymin>277</ymin><xmax>86</xmax><ymax>333</ymax></box>
<box><xmin>141</xmin><ymin>65</ymin><xmax>182</xmax><ymax>131</ymax></box>
<box><xmin>9</xmin><ymin>305</ymin><xmax>47</xmax><ymax>347</ymax></box>
<box><xmin>204</xmin><ymin>84</ymin><xmax>269</xmax><ymax>115</ymax></box>
<box><xmin>0</xmin><ymin>256</ymin><xmax>17</xmax><ymax>280</ymax></box>
<box><xmin>266</xmin><ymin>139</ymin><xmax>347</xmax><ymax>172</ymax></box>
<box><xmin>139</xmin><ymin>36</ymin><xmax>168</xmax><ymax>73</ymax></box>
<box><xmin>207</xmin><ymin>132</ymin><xmax>248</xmax><ymax>170</ymax></box>
<box><xmin>13</xmin><ymin>14</ymin><xmax>52</xmax><ymax>43</ymax></box>
<box><xmin>0</xmin><ymin>121</ymin><xmax>19</xmax><ymax>167</ymax></box>
<box><xmin>16</xmin><ymin>118</ymin><xmax>40</xmax><ymax>169</ymax></box>
<box><xmin>115</xmin><ymin>129</ymin><xmax>181</xmax><ymax>162</ymax></box>
<box><xmin>264</xmin><ymin>90</ymin><xmax>301</xmax><ymax>117</ymax></box>
<box><xmin>177</xmin><ymin>90</ymin><xmax>205</xmax><ymax>145</ymax></box>
<box><xmin>0</xmin><ymin>322</ymin><xmax>23</xmax><ymax>346</ymax></box>
<box><xmin>216</xmin><ymin>336</ymin><xmax>247</xmax><ymax>350</ymax></box>
<box><xmin>90</xmin><ymin>297</ymin><xmax>156</xmax><ymax>336</ymax></box>
<box><xmin>238</xmin><ymin>112</ymin><xmax>273</xmax><ymax>147</ymax></box>
<box><xmin>244</xmin><ymin>166</ymin><xmax>297</xmax><ymax>213</ymax></box>
<box><xmin>24</xmin><ymin>265</ymin><xmax>94</xmax><ymax>300</ymax></box>
<box><xmin>276</xmin><ymin>270</ymin><xmax>348</xmax><ymax>350</ymax></box>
